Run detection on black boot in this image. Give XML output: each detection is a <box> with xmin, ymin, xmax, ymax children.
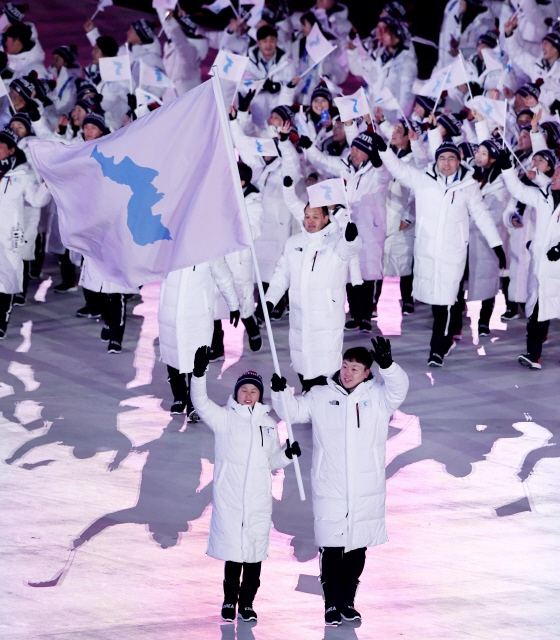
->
<box><xmin>242</xmin><ymin>315</ymin><xmax>262</xmax><ymax>352</ymax></box>
<box><xmin>238</xmin><ymin>580</ymin><xmax>259</xmax><ymax>622</ymax></box>
<box><xmin>322</xmin><ymin>581</ymin><xmax>342</xmax><ymax>626</ymax></box>
<box><xmin>209</xmin><ymin>320</ymin><xmax>225</xmax><ymax>362</ymax></box>
<box><xmin>340</xmin><ymin>580</ymin><xmax>361</xmax><ymax>621</ymax></box>
<box><xmin>167</xmin><ymin>365</ymin><xmax>188</xmax><ymax>414</ymax></box>
<box><xmin>222</xmin><ymin>580</ymin><xmax>240</xmax><ymax>623</ymax></box>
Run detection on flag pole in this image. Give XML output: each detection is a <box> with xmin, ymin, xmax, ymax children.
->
<box><xmin>211</xmin><ymin>71</ymin><xmax>306</xmax><ymax>501</ymax></box>
<box><xmin>125</xmin><ymin>42</ymin><xmax>133</xmax><ymax>94</ymax></box>
<box><xmin>90</xmin><ymin>8</ymin><xmax>100</xmax><ymax>21</ymax></box>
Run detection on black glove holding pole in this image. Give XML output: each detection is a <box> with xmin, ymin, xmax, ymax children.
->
<box><xmin>345</xmin><ymin>222</ymin><xmax>358</xmax><ymax>242</ymax></box>
<box><xmin>230</xmin><ymin>310</ymin><xmax>240</xmax><ymax>327</ymax></box>
<box><xmin>271</xmin><ymin>373</ymin><xmax>287</xmax><ymax>392</ymax></box>
<box><xmin>285</xmin><ymin>440</ymin><xmax>301</xmax><ymax>459</ymax></box>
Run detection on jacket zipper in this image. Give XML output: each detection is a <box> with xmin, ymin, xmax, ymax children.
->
<box><xmin>356</xmin><ymin>403</ymin><xmax>360</xmax><ymax>428</ymax></box>
<box><xmin>311</xmin><ymin>250</ymin><xmax>318</xmax><ymax>271</ymax></box>
<box><xmin>259</xmin><ymin>425</ymin><xmax>263</xmax><ymax>447</ymax></box>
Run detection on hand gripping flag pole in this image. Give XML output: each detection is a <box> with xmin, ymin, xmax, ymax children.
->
<box><xmin>211</xmin><ymin>71</ymin><xmax>306</xmax><ymax>501</ymax></box>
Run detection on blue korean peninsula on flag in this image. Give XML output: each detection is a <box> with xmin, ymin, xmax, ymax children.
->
<box><xmin>28</xmin><ymin>80</ymin><xmax>250</xmax><ymax>288</ymax></box>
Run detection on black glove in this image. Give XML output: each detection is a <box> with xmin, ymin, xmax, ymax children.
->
<box><xmin>371</xmin><ymin>132</ymin><xmax>387</xmax><ymax>152</ymax></box>
<box><xmin>345</xmin><ymin>222</ymin><xmax>358</xmax><ymax>242</ymax></box>
<box><xmin>285</xmin><ymin>440</ymin><xmax>301</xmax><ymax>459</ymax></box>
<box><xmin>370</xmin><ymin>336</ymin><xmax>393</xmax><ymax>369</ymax></box>
<box><xmin>550</xmin><ymin>99</ymin><xmax>560</xmax><ymax>115</ymax></box>
<box><xmin>23</xmin><ymin>101</ymin><xmax>41</xmax><ymax>122</ymax></box>
<box><xmin>263</xmin><ymin>78</ymin><xmax>280</xmax><ymax>94</ymax></box>
<box><xmin>497</xmin><ymin>150</ymin><xmax>512</xmax><ymax>171</ymax></box>
<box><xmin>127</xmin><ymin>93</ymin><xmax>137</xmax><ymax>111</ymax></box>
<box><xmin>230</xmin><ymin>309</ymin><xmax>240</xmax><ymax>327</ymax></box>
<box><xmin>266</xmin><ymin>300</ymin><xmax>274</xmax><ymax>316</ymax></box>
<box><xmin>298</xmin><ymin>135</ymin><xmax>312</xmax><ymax>149</ymax></box>
<box><xmin>192</xmin><ymin>345</ymin><xmax>211</xmax><ymax>377</ymax></box>
<box><xmin>369</xmin><ymin>147</ymin><xmax>382</xmax><ymax>168</ymax></box>
<box><xmin>237</xmin><ymin>89</ymin><xmax>255</xmax><ymax>112</ymax></box>
<box><xmin>271</xmin><ymin>373</ymin><xmax>287</xmax><ymax>392</ymax></box>
<box><xmin>493</xmin><ymin>245</ymin><xmax>506</xmax><ymax>270</ymax></box>
<box><xmin>547</xmin><ymin>242</ymin><xmax>560</xmax><ymax>261</ymax></box>
<box><xmin>348</xmin><ymin>27</ymin><xmax>358</xmax><ymax>40</ymax></box>
<box><xmin>283</xmin><ymin>175</ymin><xmax>293</xmax><ymax>188</ymax></box>
<box><xmin>279</xmin><ymin>128</ymin><xmax>290</xmax><ymax>142</ymax></box>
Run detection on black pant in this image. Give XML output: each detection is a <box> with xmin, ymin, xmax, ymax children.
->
<box><xmin>211</xmin><ymin>319</ymin><xmax>224</xmax><ymax>355</ymax></box>
<box><xmin>479</xmin><ymin>297</ymin><xmax>495</xmax><ymax>327</ymax></box>
<box><xmin>320</xmin><ymin>547</ymin><xmax>366</xmax><ymax>609</ymax></box>
<box><xmin>400</xmin><ymin>273</ymin><xmax>413</xmax><ymax>305</ymax></box>
<box><xmin>255</xmin><ymin>281</ymin><xmax>287</xmax><ymax>321</ymax></box>
<box><xmin>102</xmin><ymin>293</ymin><xmax>127</xmax><ymax>344</ymax></box>
<box><xmin>21</xmin><ymin>260</ymin><xmax>31</xmax><ymax>297</ymax></box>
<box><xmin>527</xmin><ymin>301</ymin><xmax>550</xmax><ymax>361</ymax></box>
<box><xmin>298</xmin><ymin>373</ymin><xmax>328</xmax><ymax>393</ymax></box>
<box><xmin>167</xmin><ymin>365</ymin><xmax>193</xmax><ymax>410</ymax></box>
<box><xmin>0</xmin><ymin>293</ymin><xmax>13</xmax><ymax>332</ymax></box>
<box><xmin>223</xmin><ymin>560</ymin><xmax>261</xmax><ymax>607</ymax></box>
<box><xmin>83</xmin><ymin>288</ymin><xmax>103</xmax><ymax>316</ymax></box>
<box><xmin>347</xmin><ymin>279</ymin><xmax>382</xmax><ymax>321</ymax></box>
<box><xmin>30</xmin><ymin>232</ymin><xmax>46</xmax><ymax>279</ymax></box>
<box><xmin>430</xmin><ymin>291</ymin><xmax>464</xmax><ymax>357</ymax></box>
<box><xmin>58</xmin><ymin>249</ymin><xmax>76</xmax><ymax>286</ymax></box>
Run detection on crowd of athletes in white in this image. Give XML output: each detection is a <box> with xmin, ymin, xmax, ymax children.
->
<box><xmin>1</xmin><ymin>0</ymin><xmax>560</xmax><ymax>628</ymax></box>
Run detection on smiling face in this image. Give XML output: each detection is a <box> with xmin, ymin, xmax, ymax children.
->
<box><xmin>532</xmin><ymin>154</ymin><xmax>552</xmax><ymax>174</ymax></box>
<box><xmin>257</xmin><ymin>35</ymin><xmax>277</xmax><ymax>60</ymax></box>
<box><xmin>436</xmin><ymin>152</ymin><xmax>460</xmax><ymax>176</ymax></box>
<box><xmin>349</xmin><ymin>145</ymin><xmax>369</xmax><ymax>168</ymax></box>
<box><xmin>340</xmin><ymin>359</ymin><xmax>370</xmax><ymax>390</ymax></box>
<box><xmin>303</xmin><ymin>205</ymin><xmax>328</xmax><ymax>233</ymax></box>
<box><xmin>236</xmin><ymin>383</ymin><xmax>260</xmax><ymax>408</ymax></box>
<box><xmin>267</xmin><ymin>112</ymin><xmax>283</xmax><ymax>128</ymax></box>
<box><xmin>391</xmin><ymin>122</ymin><xmax>409</xmax><ymax>149</ymax></box>
<box><xmin>71</xmin><ymin>105</ymin><xmax>87</xmax><ymax>127</ymax></box>
<box><xmin>311</xmin><ymin>96</ymin><xmax>330</xmax><ymax>116</ymax></box>
<box><xmin>542</xmin><ymin>39</ymin><xmax>559</xmax><ymax>63</ymax></box>
<box><xmin>475</xmin><ymin>145</ymin><xmax>494</xmax><ymax>168</ymax></box>
<box><xmin>517</xmin><ymin>129</ymin><xmax>532</xmax><ymax>151</ymax></box>
<box><xmin>83</xmin><ymin>122</ymin><xmax>103</xmax><ymax>141</ymax></box>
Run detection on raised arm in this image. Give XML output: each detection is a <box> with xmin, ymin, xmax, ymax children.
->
<box><xmin>379</xmin><ymin>146</ymin><xmax>424</xmax><ymax>192</ymax></box>
<box><xmin>501</xmin><ymin>166</ymin><xmax>542</xmax><ymax>209</ymax></box>
<box><xmin>190</xmin><ymin>373</ymin><xmax>229</xmax><ymax>432</ymax></box>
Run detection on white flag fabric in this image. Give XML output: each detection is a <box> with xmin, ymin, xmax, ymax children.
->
<box><xmin>99</xmin><ymin>55</ymin><xmax>131</xmax><ymax>82</ymax></box>
<box><xmin>467</xmin><ymin>95</ymin><xmax>507</xmax><ymax>128</ymax></box>
<box><xmin>305</xmin><ymin>23</ymin><xmax>336</xmax><ymax>65</ymax></box>
<box><xmin>238</xmin><ymin>78</ymin><xmax>265</xmax><ymax>94</ymax></box>
<box><xmin>307</xmin><ymin>178</ymin><xmax>347</xmax><ymax>208</ymax></box>
<box><xmin>295</xmin><ymin>106</ymin><xmax>313</xmax><ymax>138</ymax></box>
<box><xmin>236</xmin><ymin>136</ymin><xmax>278</xmax><ymax>157</ymax></box>
<box><xmin>246</xmin><ymin>0</ymin><xmax>265</xmax><ymax>28</ymax></box>
<box><xmin>139</xmin><ymin>60</ymin><xmax>175</xmax><ymax>88</ymax></box>
<box><xmin>135</xmin><ymin>88</ymin><xmax>162</xmax><ymax>107</ymax></box>
<box><xmin>418</xmin><ymin>58</ymin><xmax>468</xmax><ymax>97</ymax></box>
<box><xmin>320</xmin><ymin>76</ymin><xmax>343</xmax><ymax>96</ymax></box>
<box><xmin>480</xmin><ymin>47</ymin><xmax>504</xmax><ymax>74</ymax></box>
<box><xmin>203</xmin><ymin>0</ymin><xmax>231</xmax><ymax>13</ymax></box>
<box><xmin>0</xmin><ymin>79</ymin><xmax>7</xmax><ymax>99</ymax></box>
<box><xmin>28</xmin><ymin>80</ymin><xmax>250</xmax><ymax>288</ymax></box>
<box><xmin>153</xmin><ymin>0</ymin><xmax>178</xmax><ymax>8</ymax></box>
<box><xmin>211</xmin><ymin>50</ymin><xmax>249</xmax><ymax>82</ymax></box>
<box><xmin>97</xmin><ymin>0</ymin><xmax>113</xmax><ymax>11</ymax></box>
<box><xmin>334</xmin><ymin>88</ymin><xmax>370</xmax><ymax>122</ymax></box>
<box><xmin>371</xmin><ymin>86</ymin><xmax>401</xmax><ymax>112</ymax></box>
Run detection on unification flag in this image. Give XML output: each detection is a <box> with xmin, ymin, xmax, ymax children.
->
<box><xmin>134</xmin><ymin>88</ymin><xmax>162</xmax><ymax>107</ymax></box>
<box><xmin>245</xmin><ymin>0</ymin><xmax>265</xmax><ymax>28</ymax></box>
<box><xmin>203</xmin><ymin>0</ymin><xmax>232</xmax><ymax>13</ymax></box>
<box><xmin>467</xmin><ymin>95</ymin><xmax>507</xmax><ymax>128</ymax></box>
<box><xmin>307</xmin><ymin>178</ymin><xmax>346</xmax><ymax>208</ymax></box>
<box><xmin>305</xmin><ymin>23</ymin><xmax>336</xmax><ymax>66</ymax></box>
<box><xmin>211</xmin><ymin>50</ymin><xmax>249</xmax><ymax>82</ymax></box>
<box><xmin>236</xmin><ymin>136</ymin><xmax>278</xmax><ymax>157</ymax></box>
<box><xmin>97</xmin><ymin>0</ymin><xmax>113</xmax><ymax>11</ymax></box>
<box><xmin>139</xmin><ymin>60</ymin><xmax>175</xmax><ymax>88</ymax></box>
<box><xmin>418</xmin><ymin>58</ymin><xmax>468</xmax><ymax>97</ymax></box>
<box><xmin>238</xmin><ymin>78</ymin><xmax>265</xmax><ymax>94</ymax></box>
<box><xmin>28</xmin><ymin>80</ymin><xmax>250</xmax><ymax>287</ymax></box>
<box><xmin>99</xmin><ymin>55</ymin><xmax>131</xmax><ymax>82</ymax></box>
<box><xmin>334</xmin><ymin>87</ymin><xmax>370</xmax><ymax>122</ymax></box>
<box><xmin>371</xmin><ymin>86</ymin><xmax>401</xmax><ymax>112</ymax></box>
<box><xmin>480</xmin><ymin>47</ymin><xmax>504</xmax><ymax>74</ymax></box>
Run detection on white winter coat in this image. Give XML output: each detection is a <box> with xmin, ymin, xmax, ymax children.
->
<box><xmin>437</xmin><ymin>0</ymin><xmax>495</xmax><ymax>69</ymax></box>
<box><xmin>381</xmin><ymin>149</ymin><xmax>503</xmax><ymax>306</ymax></box>
<box><xmin>468</xmin><ymin>172</ymin><xmax>510</xmax><ymax>301</ymax></box>
<box><xmin>79</xmin><ymin>257</ymin><xmax>138</xmax><ymax>295</ymax></box>
<box><xmin>0</xmin><ymin>161</ymin><xmax>51</xmax><ymax>293</ymax></box>
<box><xmin>191</xmin><ymin>375</ymin><xmax>291</xmax><ymax>563</ymax></box>
<box><xmin>272</xmin><ymin>362</ymin><xmax>409</xmax><ymax>551</ymax></box>
<box><xmin>158</xmin><ymin>259</ymin><xmax>239</xmax><ymax>373</ymax></box>
<box><xmin>243</xmin><ymin>46</ymin><xmax>296</xmax><ymax>127</ymax></box>
<box><xmin>215</xmin><ymin>188</ymin><xmax>263</xmax><ymax>319</ymax></box>
<box><xmin>304</xmin><ymin>145</ymin><xmax>391</xmax><ymax>280</ymax></box>
<box><xmin>265</xmin><ymin>219</ymin><xmax>361</xmax><ymax>379</ymax></box>
<box><xmin>7</xmin><ymin>41</ymin><xmax>47</xmax><ymax>79</ymax></box>
<box><xmin>502</xmin><ymin>167</ymin><xmax>560</xmax><ymax>321</ymax></box>
<box><xmin>348</xmin><ymin>45</ymin><xmax>417</xmax><ymax>119</ymax></box>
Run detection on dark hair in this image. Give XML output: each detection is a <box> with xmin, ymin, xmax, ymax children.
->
<box><xmin>342</xmin><ymin>346</ymin><xmax>373</xmax><ymax>369</ymax></box>
<box><xmin>305</xmin><ymin>202</ymin><xmax>329</xmax><ymax>216</ymax></box>
<box><xmin>238</xmin><ymin>161</ymin><xmax>252</xmax><ymax>184</ymax></box>
<box><xmin>4</xmin><ymin>22</ymin><xmax>33</xmax><ymax>49</ymax></box>
<box><xmin>300</xmin><ymin>11</ymin><xmax>317</xmax><ymax>26</ymax></box>
<box><xmin>96</xmin><ymin>35</ymin><xmax>119</xmax><ymax>58</ymax></box>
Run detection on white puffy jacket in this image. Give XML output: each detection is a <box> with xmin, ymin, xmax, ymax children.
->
<box><xmin>467</xmin><ymin>172</ymin><xmax>510</xmax><ymax>302</ymax></box>
<box><xmin>502</xmin><ymin>167</ymin><xmax>560</xmax><ymax>321</ymax></box>
<box><xmin>380</xmin><ymin>148</ymin><xmax>503</xmax><ymax>306</ymax></box>
<box><xmin>272</xmin><ymin>362</ymin><xmax>409</xmax><ymax>551</ymax></box>
<box><xmin>265</xmin><ymin>219</ymin><xmax>361</xmax><ymax>379</ymax></box>
<box><xmin>7</xmin><ymin>41</ymin><xmax>47</xmax><ymax>79</ymax></box>
<box><xmin>348</xmin><ymin>45</ymin><xmax>417</xmax><ymax>119</ymax></box>
<box><xmin>0</xmin><ymin>161</ymin><xmax>51</xmax><ymax>293</ymax></box>
<box><xmin>158</xmin><ymin>259</ymin><xmax>239</xmax><ymax>373</ymax></box>
<box><xmin>191</xmin><ymin>374</ymin><xmax>291</xmax><ymax>563</ymax></box>
<box><xmin>304</xmin><ymin>145</ymin><xmax>391</xmax><ymax>281</ymax></box>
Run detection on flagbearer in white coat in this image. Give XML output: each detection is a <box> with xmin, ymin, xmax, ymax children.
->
<box><xmin>373</xmin><ymin>134</ymin><xmax>506</xmax><ymax>367</ymax></box>
<box><xmin>265</xmin><ymin>196</ymin><xmax>361</xmax><ymax>391</ymax></box>
<box><xmin>0</xmin><ymin>127</ymin><xmax>51</xmax><ymax>338</ymax></box>
<box><xmin>190</xmin><ymin>350</ymin><xmax>300</xmax><ymax>623</ymax></box>
<box><xmin>158</xmin><ymin>259</ymin><xmax>240</xmax><ymax>419</ymax></box>
<box><xmin>500</xmin><ymin>152</ymin><xmax>560</xmax><ymax>369</ymax></box>
<box><xmin>270</xmin><ymin>339</ymin><xmax>409</xmax><ymax>627</ymax></box>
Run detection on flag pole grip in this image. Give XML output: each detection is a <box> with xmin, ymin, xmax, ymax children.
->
<box><xmin>211</xmin><ymin>71</ymin><xmax>306</xmax><ymax>501</ymax></box>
